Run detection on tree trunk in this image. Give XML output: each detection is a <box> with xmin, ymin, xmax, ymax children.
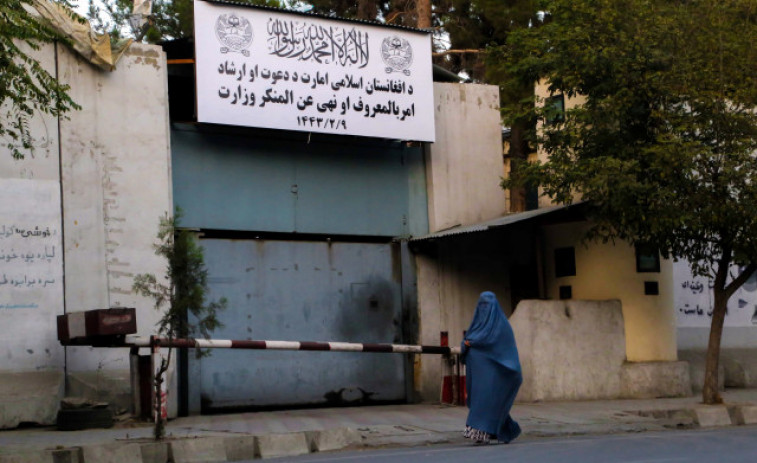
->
<box><xmin>702</xmin><ymin>261</ymin><xmax>729</xmax><ymax>404</ymax></box>
<box><xmin>416</xmin><ymin>0</ymin><xmax>431</xmax><ymax>29</ymax></box>
<box><xmin>356</xmin><ymin>0</ymin><xmax>377</xmax><ymax>21</ymax></box>
<box><xmin>702</xmin><ymin>286</ymin><xmax>726</xmax><ymax>404</ymax></box>
<box><xmin>508</xmin><ymin>123</ymin><xmax>530</xmax><ymax>212</ymax></box>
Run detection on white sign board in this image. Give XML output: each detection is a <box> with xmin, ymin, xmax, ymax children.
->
<box><xmin>194</xmin><ymin>1</ymin><xmax>435</xmax><ymax>141</ymax></box>
<box><xmin>675</xmin><ymin>260</ymin><xmax>757</xmax><ymax>327</ymax></box>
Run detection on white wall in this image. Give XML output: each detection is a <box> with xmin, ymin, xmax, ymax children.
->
<box><xmin>58</xmin><ymin>43</ymin><xmax>172</xmax><ymax>374</ymax></box>
<box><xmin>0</xmin><ymin>42</ymin><xmax>171</xmax><ymax>421</ymax></box>
<box><xmin>0</xmin><ymin>43</ymin><xmax>65</xmax><ymax>374</ymax></box>
<box><xmin>675</xmin><ymin>260</ymin><xmax>757</xmax><ymax>350</ymax></box>
<box><xmin>425</xmin><ymin>83</ymin><xmax>506</xmax><ymax>233</ymax></box>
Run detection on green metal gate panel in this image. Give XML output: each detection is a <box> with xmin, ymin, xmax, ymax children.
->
<box><xmin>196</xmin><ymin>238</ymin><xmax>406</xmax><ymax>411</ymax></box>
<box><xmin>172</xmin><ymin>125</ymin><xmax>427</xmax><ymax>237</ymax></box>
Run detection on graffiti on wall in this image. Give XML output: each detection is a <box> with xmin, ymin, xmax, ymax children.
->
<box><xmin>674</xmin><ymin>259</ymin><xmax>757</xmax><ymax>327</ymax></box>
<box><xmin>0</xmin><ymin>179</ymin><xmax>63</xmax><ymax>310</ymax></box>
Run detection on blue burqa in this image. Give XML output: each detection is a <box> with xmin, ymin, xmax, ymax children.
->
<box><xmin>461</xmin><ymin>291</ymin><xmax>522</xmax><ymax>443</ymax></box>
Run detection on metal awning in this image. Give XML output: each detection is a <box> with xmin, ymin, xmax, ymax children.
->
<box><xmin>410</xmin><ymin>203</ymin><xmax>585</xmax><ymax>242</ymax></box>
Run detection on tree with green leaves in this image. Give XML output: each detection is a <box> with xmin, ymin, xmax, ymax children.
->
<box><xmin>88</xmin><ymin>0</ymin><xmax>286</xmax><ymax>43</ymax></box>
<box><xmin>503</xmin><ymin>0</ymin><xmax>757</xmax><ymax>404</ymax></box>
<box><xmin>1</xmin><ymin>0</ymin><xmax>81</xmax><ymax>159</ymax></box>
<box><xmin>133</xmin><ymin>209</ymin><xmax>226</xmax><ymax>439</ymax></box>
<box><xmin>433</xmin><ymin>0</ymin><xmax>540</xmax><ymax>211</ymax></box>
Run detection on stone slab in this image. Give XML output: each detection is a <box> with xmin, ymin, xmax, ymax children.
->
<box><xmin>306</xmin><ymin>428</ymin><xmax>361</xmax><ymax>452</ymax></box>
<box><xmin>224</xmin><ymin>436</ymin><xmax>258</xmax><ymax>461</ymax></box>
<box><xmin>620</xmin><ymin>361</ymin><xmax>692</xmax><ymax>399</ymax></box>
<box><xmin>0</xmin><ymin>451</ymin><xmax>53</xmax><ymax>463</ymax></box>
<box><xmin>693</xmin><ymin>406</ymin><xmax>732</xmax><ymax>427</ymax></box>
<box><xmin>677</xmin><ymin>351</ymin><xmax>725</xmax><ymax>393</ymax></box>
<box><xmin>140</xmin><ymin>443</ymin><xmax>170</xmax><ymax>463</ymax></box>
<box><xmin>67</xmin><ymin>370</ymin><xmax>132</xmax><ymax>414</ymax></box>
<box><xmin>729</xmin><ymin>405</ymin><xmax>757</xmax><ymax>425</ymax></box>
<box><xmin>0</xmin><ymin>371</ymin><xmax>64</xmax><ymax>429</ymax></box>
<box><xmin>170</xmin><ymin>438</ymin><xmax>227</xmax><ymax>463</ymax></box>
<box><xmin>257</xmin><ymin>433</ymin><xmax>310</xmax><ymax>459</ymax></box>
<box><xmin>51</xmin><ymin>448</ymin><xmax>82</xmax><ymax>463</ymax></box>
<box><xmin>81</xmin><ymin>443</ymin><xmax>142</xmax><ymax>463</ymax></box>
<box><xmin>720</xmin><ymin>349</ymin><xmax>757</xmax><ymax>388</ymax></box>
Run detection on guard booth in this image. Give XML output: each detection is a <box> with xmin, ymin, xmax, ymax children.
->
<box><xmin>163</xmin><ymin>0</ymin><xmax>436</xmax><ymax>414</ymax></box>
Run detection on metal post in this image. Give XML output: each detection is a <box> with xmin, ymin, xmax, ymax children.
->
<box><xmin>129</xmin><ymin>346</ymin><xmax>140</xmax><ymax>418</ymax></box>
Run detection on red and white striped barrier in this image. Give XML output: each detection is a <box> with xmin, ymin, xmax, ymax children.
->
<box><xmin>125</xmin><ymin>336</ymin><xmax>462</xmax><ymax>355</ymax></box>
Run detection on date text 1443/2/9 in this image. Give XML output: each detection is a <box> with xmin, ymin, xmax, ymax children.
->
<box><xmin>298</xmin><ymin>117</ymin><xmax>347</xmax><ymax>130</ymax></box>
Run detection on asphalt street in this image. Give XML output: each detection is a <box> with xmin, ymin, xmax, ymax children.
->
<box><xmin>262</xmin><ymin>425</ymin><xmax>757</xmax><ymax>463</ymax></box>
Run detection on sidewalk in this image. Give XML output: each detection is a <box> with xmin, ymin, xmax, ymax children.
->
<box><xmin>2</xmin><ymin>389</ymin><xmax>757</xmax><ymax>463</ymax></box>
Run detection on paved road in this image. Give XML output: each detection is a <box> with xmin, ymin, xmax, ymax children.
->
<box><xmin>263</xmin><ymin>425</ymin><xmax>757</xmax><ymax>463</ymax></box>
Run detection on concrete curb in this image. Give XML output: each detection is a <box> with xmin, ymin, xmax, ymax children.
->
<box><xmin>692</xmin><ymin>406</ymin><xmax>732</xmax><ymax>427</ymax></box>
<box><xmin>0</xmin><ymin>428</ymin><xmax>362</xmax><ymax>463</ymax></box>
<box><xmin>3</xmin><ymin>403</ymin><xmax>757</xmax><ymax>463</ymax></box>
<box><xmin>629</xmin><ymin>404</ymin><xmax>757</xmax><ymax>430</ymax></box>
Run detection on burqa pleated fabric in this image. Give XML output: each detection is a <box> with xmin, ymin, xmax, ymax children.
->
<box><xmin>461</xmin><ymin>291</ymin><xmax>522</xmax><ymax>443</ymax></box>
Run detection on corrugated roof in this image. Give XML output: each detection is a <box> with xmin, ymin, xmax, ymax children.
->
<box><xmin>201</xmin><ymin>0</ymin><xmax>431</xmax><ymax>34</ymax></box>
<box><xmin>411</xmin><ymin>203</ymin><xmax>584</xmax><ymax>241</ymax></box>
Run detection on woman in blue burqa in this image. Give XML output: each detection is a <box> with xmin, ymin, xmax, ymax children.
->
<box><xmin>461</xmin><ymin>291</ymin><xmax>522</xmax><ymax>444</ymax></box>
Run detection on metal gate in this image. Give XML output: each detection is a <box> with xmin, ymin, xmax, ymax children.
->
<box><xmin>195</xmin><ymin>238</ymin><xmax>406</xmax><ymax>411</ymax></box>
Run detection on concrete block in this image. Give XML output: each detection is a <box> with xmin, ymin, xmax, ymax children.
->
<box><xmin>0</xmin><ymin>451</ymin><xmax>53</xmax><ymax>463</ymax></box>
<box><xmin>677</xmin><ymin>351</ymin><xmax>725</xmax><ymax>393</ymax></box>
<box><xmin>693</xmin><ymin>406</ymin><xmax>732</xmax><ymax>427</ymax></box>
<box><xmin>51</xmin><ymin>448</ymin><xmax>83</xmax><ymax>463</ymax></box>
<box><xmin>67</xmin><ymin>370</ymin><xmax>132</xmax><ymax>414</ymax></box>
<box><xmin>721</xmin><ymin>349</ymin><xmax>757</xmax><ymax>388</ymax></box>
<box><xmin>80</xmin><ymin>443</ymin><xmax>143</xmax><ymax>463</ymax></box>
<box><xmin>306</xmin><ymin>428</ymin><xmax>361</xmax><ymax>452</ymax></box>
<box><xmin>512</xmin><ymin>300</ymin><xmax>626</xmax><ymax>402</ymax></box>
<box><xmin>0</xmin><ymin>371</ymin><xmax>64</xmax><ymax>429</ymax></box>
<box><xmin>257</xmin><ymin>432</ymin><xmax>310</xmax><ymax>459</ymax></box>
<box><xmin>620</xmin><ymin>361</ymin><xmax>692</xmax><ymax>398</ymax></box>
<box><xmin>170</xmin><ymin>438</ymin><xmax>227</xmax><ymax>463</ymax></box>
<box><xmin>729</xmin><ymin>405</ymin><xmax>757</xmax><ymax>425</ymax></box>
<box><xmin>140</xmin><ymin>443</ymin><xmax>170</xmax><ymax>463</ymax></box>
<box><xmin>224</xmin><ymin>436</ymin><xmax>259</xmax><ymax>461</ymax></box>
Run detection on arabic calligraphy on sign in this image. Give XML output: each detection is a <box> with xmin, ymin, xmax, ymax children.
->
<box><xmin>267</xmin><ymin>18</ymin><xmax>370</xmax><ymax>68</ymax></box>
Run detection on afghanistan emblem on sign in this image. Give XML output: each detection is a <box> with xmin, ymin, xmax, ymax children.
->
<box><xmin>380</xmin><ymin>36</ymin><xmax>413</xmax><ymax>75</ymax></box>
<box><xmin>215</xmin><ymin>14</ymin><xmax>253</xmax><ymax>56</ymax></box>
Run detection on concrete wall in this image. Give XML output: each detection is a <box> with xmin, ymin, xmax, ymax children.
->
<box><xmin>512</xmin><ymin>299</ymin><xmax>690</xmax><ymax>401</ymax></box>
<box><xmin>415</xmin><ymin>237</ymin><xmax>511</xmax><ymax>401</ymax></box>
<box><xmin>0</xmin><ymin>42</ymin><xmax>172</xmax><ymax>427</ymax></box>
<box><xmin>0</xmin><ymin>43</ymin><xmax>64</xmax><ymax>375</ymax></box>
<box><xmin>415</xmin><ymin>82</ymin><xmax>508</xmax><ymax>401</ymax></box>
<box><xmin>542</xmin><ymin>222</ymin><xmax>677</xmax><ymax>362</ymax></box>
<box><xmin>58</xmin><ymin>42</ymin><xmax>172</xmax><ymax>376</ymax></box>
<box><xmin>425</xmin><ymin>83</ymin><xmax>506</xmax><ymax>232</ymax></box>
